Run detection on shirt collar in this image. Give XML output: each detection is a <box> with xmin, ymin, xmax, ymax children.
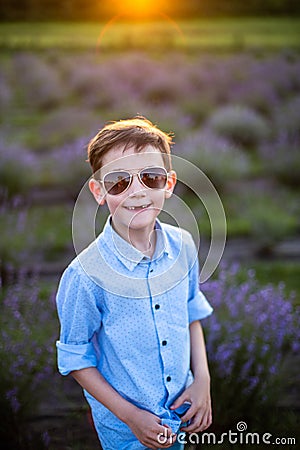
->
<box><xmin>99</xmin><ymin>216</ymin><xmax>172</xmax><ymax>272</ymax></box>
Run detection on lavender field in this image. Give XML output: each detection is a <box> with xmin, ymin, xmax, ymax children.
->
<box><xmin>1</xmin><ymin>50</ymin><xmax>300</xmax><ymax>264</ymax></box>
<box><xmin>1</xmin><ymin>29</ymin><xmax>300</xmax><ymax>449</ymax></box>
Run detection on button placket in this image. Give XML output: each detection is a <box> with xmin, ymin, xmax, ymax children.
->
<box><xmin>148</xmin><ymin>278</ymin><xmax>175</xmax><ymax>396</ymax></box>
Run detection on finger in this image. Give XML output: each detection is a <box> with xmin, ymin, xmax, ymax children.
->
<box><xmin>187</xmin><ymin>410</ymin><xmax>211</xmax><ymax>433</ymax></box>
<box><xmin>158</xmin><ymin>434</ymin><xmax>177</xmax><ymax>448</ymax></box>
<box><xmin>142</xmin><ymin>423</ymin><xmax>172</xmax><ymax>448</ymax></box>
<box><xmin>154</xmin><ymin>430</ymin><xmax>177</xmax><ymax>448</ymax></box>
<box><xmin>181</xmin><ymin>422</ymin><xmax>200</xmax><ymax>433</ymax></box>
<box><xmin>179</xmin><ymin>405</ymin><xmax>197</xmax><ymax>423</ymax></box>
<box><xmin>163</xmin><ymin>434</ymin><xmax>177</xmax><ymax>448</ymax></box>
<box><xmin>180</xmin><ymin>411</ymin><xmax>202</xmax><ymax>433</ymax></box>
<box><xmin>197</xmin><ymin>406</ymin><xmax>212</xmax><ymax>428</ymax></box>
<box><xmin>165</xmin><ymin>436</ymin><xmax>178</xmax><ymax>448</ymax></box>
<box><xmin>189</xmin><ymin>420</ymin><xmax>208</xmax><ymax>433</ymax></box>
<box><xmin>156</xmin><ymin>424</ymin><xmax>175</xmax><ymax>444</ymax></box>
<box><xmin>199</xmin><ymin>410</ymin><xmax>212</xmax><ymax>431</ymax></box>
<box><xmin>170</xmin><ymin>394</ymin><xmax>187</xmax><ymax>410</ymax></box>
<box><xmin>157</xmin><ymin>424</ymin><xmax>174</xmax><ymax>435</ymax></box>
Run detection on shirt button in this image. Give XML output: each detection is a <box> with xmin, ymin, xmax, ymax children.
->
<box><xmin>166</xmin><ymin>376</ymin><xmax>171</xmax><ymax>382</ymax></box>
<box><xmin>149</xmin><ymin>269</ymin><xmax>153</xmax><ymax>273</ymax></box>
<box><xmin>162</xmin><ymin>340</ymin><xmax>167</xmax><ymax>346</ymax></box>
<box><xmin>155</xmin><ymin>304</ymin><xmax>160</xmax><ymax>310</ymax></box>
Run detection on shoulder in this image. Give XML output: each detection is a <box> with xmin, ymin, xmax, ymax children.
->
<box><xmin>160</xmin><ymin>222</ymin><xmax>198</xmax><ymax>261</ymax></box>
<box><xmin>59</xmin><ymin>238</ymin><xmax>102</xmax><ymax>289</ymax></box>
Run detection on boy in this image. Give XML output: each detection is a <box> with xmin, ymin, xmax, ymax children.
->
<box><xmin>56</xmin><ymin>117</ymin><xmax>213</xmax><ymax>450</ymax></box>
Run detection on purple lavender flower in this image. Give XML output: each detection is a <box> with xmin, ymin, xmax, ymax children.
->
<box><xmin>201</xmin><ymin>263</ymin><xmax>299</xmax><ymax>417</ymax></box>
<box><xmin>205</xmin><ymin>104</ymin><xmax>270</xmax><ymax>149</ymax></box>
<box><xmin>5</xmin><ymin>388</ymin><xmax>21</xmax><ymax>413</ymax></box>
<box><xmin>0</xmin><ymin>271</ymin><xmax>58</xmax><ymax>418</ymax></box>
<box><xmin>12</xmin><ymin>52</ymin><xmax>67</xmax><ymax>110</ymax></box>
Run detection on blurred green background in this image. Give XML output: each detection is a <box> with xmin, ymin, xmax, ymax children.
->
<box><xmin>0</xmin><ymin>1</ymin><xmax>299</xmax><ymax>449</ymax></box>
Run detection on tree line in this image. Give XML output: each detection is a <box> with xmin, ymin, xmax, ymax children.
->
<box><xmin>0</xmin><ymin>0</ymin><xmax>299</xmax><ymax>21</ymax></box>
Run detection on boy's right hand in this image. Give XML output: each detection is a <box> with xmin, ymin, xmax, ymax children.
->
<box><xmin>126</xmin><ymin>407</ymin><xmax>177</xmax><ymax>449</ymax></box>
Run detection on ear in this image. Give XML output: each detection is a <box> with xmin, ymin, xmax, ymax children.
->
<box><xmin>89</xmin><ymin>178</ymin><xmax>106</xmax><ymax>205</ymax></box>
<box><xmin>164</xmin><ymin>170</ymin><xmax>177</xmax><ymax>199</ymax></box>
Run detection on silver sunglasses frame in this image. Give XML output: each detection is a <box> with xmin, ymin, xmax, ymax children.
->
<box><xmin>99</xmin><ymin>166</ymin><xmax>169</xmax><ymax>196</ymax></box>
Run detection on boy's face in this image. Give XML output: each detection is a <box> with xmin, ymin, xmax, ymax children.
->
<box><xmin>89</xmin><ymin>145</ymin><xmax>176</xmax><ymax>239</ymax></box>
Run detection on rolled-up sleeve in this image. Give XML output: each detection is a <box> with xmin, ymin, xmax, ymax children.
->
<box><xmin>56</xmin><ymin>263</ymin><xmax>102</xmax><ymax>376</ymax></box>
<box><xmin>188</xmin><ymin>290</ymin><xmax>213</xmax><ymax>323</ymax></box>
<box><xmin>56</xmin><ymin>342</ymin><xmax>98</xmax><ymax>376</ymax></box>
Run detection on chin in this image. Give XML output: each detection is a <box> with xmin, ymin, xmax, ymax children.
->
<box><xmin>128</xmin><ymin>212</ymin><xmax>158</xmax><ymax>229</ymax></box>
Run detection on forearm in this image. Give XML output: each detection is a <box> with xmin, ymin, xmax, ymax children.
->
<box><xmin>171</xmin><ymin>321</ymin><xmax>212</xmax><ymax>432</ymax></box>
<box><xmin>189</xmin><ymin>320</ymin><xmax>211</xmax><ymax>382</ymax></box>
<box><xmin>72</xmin><ymin>367</ymin><xmax>176</xmax><ymax>448</ymax></box>
<box><xmin>71</xmin><ymin>367</ymin><xmax>138</xmax><ymax>425</ymax></box>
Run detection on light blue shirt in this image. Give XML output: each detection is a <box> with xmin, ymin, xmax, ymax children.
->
<box><xmin>56</xmin><ymin>217</ymin><xmax>213</xmax><ymax>450</ymax></box>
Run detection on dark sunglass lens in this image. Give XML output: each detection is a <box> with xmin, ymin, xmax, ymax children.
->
<box><xmin>104</xmin><ymin>172</ymin><xmax>130</xmax><ymax>195</ymax></box>
<box><xmin>141</xmin><ymin>168</ymin><xmax>167</xmax><ymax>189</ymax></box>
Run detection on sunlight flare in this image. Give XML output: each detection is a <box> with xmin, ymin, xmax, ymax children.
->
<box><xmin>109</xmin><ymin>0</ymin><xmax>168</xmax><ymax>18</ymax></box>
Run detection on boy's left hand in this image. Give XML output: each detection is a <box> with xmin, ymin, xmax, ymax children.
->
<box><xmin>170</xmin><ymin>377</ymin><xmax>212</xmax><ymax>433</ymax></box>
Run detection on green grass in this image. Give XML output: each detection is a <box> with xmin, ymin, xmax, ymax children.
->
<box><xmin>0</xmin><ymin>18</ymin><xmax>300</xmax><ymax>51</ymax></box>
<box><xmin>0</xmin><ymin>204</ymin><xmax>73</xmax><ymax>265</ymax></box>
<box><xmin>238</xmin><ymin>261</ymin><xmax>300</xmax><ymax>302</ymax></box>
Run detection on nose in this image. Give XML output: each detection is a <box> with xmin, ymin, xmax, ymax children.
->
<box><xmin>128</xmin><ymin>173</ymin><xmax>146</xmax><ymax>196</ymax></box>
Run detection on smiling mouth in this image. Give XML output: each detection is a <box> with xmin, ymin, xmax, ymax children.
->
<box><xmin>124</xmin><ymin>203</ymin><xmax>152</xmax><ymax>211</ymax></box>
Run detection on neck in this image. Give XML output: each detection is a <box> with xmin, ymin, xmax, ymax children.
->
<box><xmin>112</xmin><ymin>220</ymin><xmax>157</xmax><ymax>258</ymax></box>
<box><xmin>130</xmin><ymin>229</ymin><xmax>157</xmax><ymax>258</ymax></box>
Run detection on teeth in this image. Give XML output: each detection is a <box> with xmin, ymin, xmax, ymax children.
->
<box><xmin>126</xmin><ymin>205</ymin><xmax>149</xmax><ymax>210</ymax></box>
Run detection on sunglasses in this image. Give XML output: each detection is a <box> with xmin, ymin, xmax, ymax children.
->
<box><xmin>99</xmin><ymin>166</ymin><xmax>169</xmax><ymax>196</ymax></box>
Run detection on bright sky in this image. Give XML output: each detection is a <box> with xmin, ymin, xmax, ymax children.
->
<box><xmin>110</xmin><ymin>0</ymin><xmax>168</xmax><ymax>18</ymax></box>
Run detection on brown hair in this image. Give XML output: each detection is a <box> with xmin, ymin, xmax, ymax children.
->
<box><xmin>87</xmin><ymin>116</ymin><xmax>174</xmax><ymax>175</ymax></box>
